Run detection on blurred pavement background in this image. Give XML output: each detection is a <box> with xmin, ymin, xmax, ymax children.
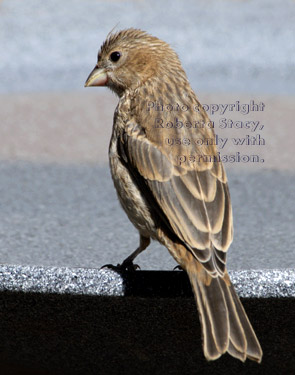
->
<box><xmin>1</xmin><ymin>0</ymin><xmax>294</xmax><ymax>95</ymax></box>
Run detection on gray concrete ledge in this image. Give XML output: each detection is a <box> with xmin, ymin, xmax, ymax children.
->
<box><xmin>0</xmin><ymin>265</ymin><xmax>294</xmax><ymax>298</ymax></box>
<box><xmin>0</xmin><ymin>266</ymin><xmax>295</xmax><ymax>374</ymax></box>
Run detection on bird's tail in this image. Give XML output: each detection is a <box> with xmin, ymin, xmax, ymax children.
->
<box><xmin>185</xmin><ymin>258</ymin><xmax>263</xmax><ymax>363</ymax></box>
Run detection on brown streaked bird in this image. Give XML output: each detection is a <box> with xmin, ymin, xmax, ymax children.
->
<box><xmin>85</xmin><ymin>28</ymin><xmax>262</xmax><ymax>363</ymax></box>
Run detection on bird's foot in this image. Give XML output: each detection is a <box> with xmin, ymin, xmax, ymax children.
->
<box><xmin>173</xmin><ymin>265</ymin><xmax>184</xmax><ymax>271</ymax></box>
<box><xmin>101</xmin><ymin>259</ymin><xmax>140</xmax><ymax>272</ymax></box>
<box><xmin>121</xmin><ymin>258</ymin><xmax>141</xmax><ymax>271</ymax></box>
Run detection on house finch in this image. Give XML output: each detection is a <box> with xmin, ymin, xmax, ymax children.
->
<box><xmin>85</xmin><ymin>28</ymin><xmax>262</xmax><ymax>363</ymax></box>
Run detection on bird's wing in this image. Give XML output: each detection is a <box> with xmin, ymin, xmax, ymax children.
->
<box><xmin>119</xmin><ymin>113</ymin><xmax>233</xmax><ymax>276</ymax></box>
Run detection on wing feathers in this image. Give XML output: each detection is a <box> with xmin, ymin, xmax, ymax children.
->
<box><xmin>212</xmin><ymin>183</ymin><xmax>233</xmax><ymax>251</ymax></box>
<box><xmin>121</xmin><ymin>122</ymin><xmax>233</xmax><ymax>275</ymax></box>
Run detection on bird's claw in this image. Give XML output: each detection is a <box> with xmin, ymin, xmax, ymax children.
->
<box><xmin>101</xmin><ymin>263</ymin><xmax>120</xmax><ymax>271</ymax></box>
<box><xmin>121</xmin><ymin>259</ymin><xmax>141</xmax><ymax>271</ymax></box>
<box><xmin>173</xmin><ymin>265</ymin><xmax>184</xmax><ymax>271</ymax></box>
<box><xmin>101</xmin><ymin>260</ymin><xmax>140</xmax><ymax>272</ymax></box>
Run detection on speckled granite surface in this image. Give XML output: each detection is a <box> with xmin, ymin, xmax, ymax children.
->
<box><xmin>0</xmin><ymin>265</ymin><xmax>294</xmax><ymax>298</ymax></box>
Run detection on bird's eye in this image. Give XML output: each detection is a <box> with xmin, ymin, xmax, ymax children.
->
<box><xmin>110</xmin><ymin>51</ymin><xmax>121</xmax><ymax>62</ymax></box>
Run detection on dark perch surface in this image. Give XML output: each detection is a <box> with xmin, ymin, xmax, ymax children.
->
<box><xmin>0</xmin><ymin>291</ymin><xmax>294</xmax><ymax>375</ymax></box>
<box><xmin>0</xmin><ymin>268</ymin><xmax>294</xmax><ymax>375</ymax></box>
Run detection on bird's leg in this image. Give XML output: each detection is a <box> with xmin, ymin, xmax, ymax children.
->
<box><xmin>120</xmin><ymin>235</ymin><xmax>150</xmax><ymax>270</ymax></box>
<box><xmin>102</xmin><ymin>235</ymin><xmax>150</xmax><ymax>271</ymax></box>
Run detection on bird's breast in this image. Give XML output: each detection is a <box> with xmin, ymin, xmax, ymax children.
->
<box><xmin>108</xmin><ymin>121</ymin><xmax>157</xmax><ymax>239</ymax></box>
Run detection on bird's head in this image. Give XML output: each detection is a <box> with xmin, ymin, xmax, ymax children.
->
<box><xmin>85</xmin><ymin>28</ymin><xmax>186</xmax><ymax>96</ymax></box>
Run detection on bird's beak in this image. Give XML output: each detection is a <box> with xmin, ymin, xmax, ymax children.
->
<box><xmin>84</xmin><ymin>67</ymin><xmax>108</xmax><ymax>87</ymax></box>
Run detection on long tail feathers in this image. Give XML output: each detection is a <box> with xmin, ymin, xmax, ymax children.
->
<box><xmin>186</xmin><ymin>261</ymin><xmax>263</xmax><ymax>363</ymax></box>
